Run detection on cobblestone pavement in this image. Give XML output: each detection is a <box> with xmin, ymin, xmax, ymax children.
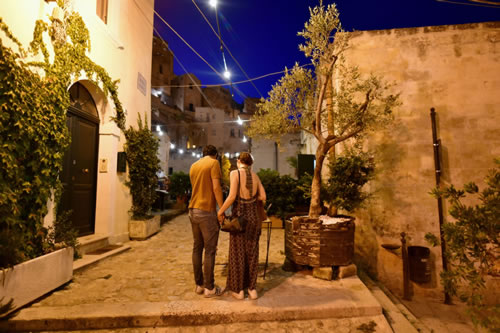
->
<box><xmin>34</xmin><ymin>213</ymin><xmax>292</xmax><ymax>306</ymax></box>
<box><xmin>32</xmin><ymin>213</ymin><xmax>389</xmax><ymax>332</ymax></box>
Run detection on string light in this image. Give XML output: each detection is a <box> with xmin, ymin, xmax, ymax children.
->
<box><xmin>209</xmin><ymin>0</ymin><xmax>217</xmax><ymax>8</ymax></box>
<box><xmin>170</xmin><ymin>143</ymin><xmax>175</xmax><ymax>149</ymax></box>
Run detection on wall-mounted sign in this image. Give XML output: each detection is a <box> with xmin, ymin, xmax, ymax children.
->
<box><xmin>137</xmin><ymin>72</ymin><xmax>147</xmax><ymax>96</ymax></box>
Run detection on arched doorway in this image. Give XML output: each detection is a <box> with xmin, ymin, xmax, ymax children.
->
<box><xmin>60</xmin><ymin>82</ymin><xmax>100</xmax><ymax>236</ymax></box>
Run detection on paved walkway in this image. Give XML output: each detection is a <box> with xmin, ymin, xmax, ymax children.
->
<box><xmin>3</xmin><ymin>213</ymin><xmax>487</xmax><ymax>332</ymax></box>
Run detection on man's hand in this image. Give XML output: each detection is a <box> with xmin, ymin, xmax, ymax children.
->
<box><xmin>217</xmin><ymin>213</ymin><xmax>225</xmax><ymax>225</ymax></box>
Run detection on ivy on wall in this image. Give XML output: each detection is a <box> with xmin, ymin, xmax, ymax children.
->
<box><xmin>0</xmin><ymin>0</ymin><xmax>125</xmax><ymax>268</ymax></box>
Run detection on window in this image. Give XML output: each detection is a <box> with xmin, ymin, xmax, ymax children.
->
<box><xmin>230</xmin><ymin>128</ymin><xmax>235</xmax><ymax>137</ymax></box>
<box><xmin>238</xmin><ymin>129</ymin><xmax>242</xmax><ymax>138</ymax></box>
<box><xmin>206</xmin><ymin>114</ymin><xmax>210</xmax><ymax>122</ymax></box>
<box><xmin>189</xmin><ymin>84</ymin><xmax>193</xmax><ymax>90</ymax></box>
<box><xmin>159</xmin><ymin>64</ymin><xmax>163</xmax><ymax>74</ymax></box>
<box><xmin>189</xmin><ymin>103</ymin><xmax>194</xmax><ymax>111</ymax></box>
<box><xmin>96</xmin><ymin>0</ymin><xmax>109</xmax><ymax>24</ymax></box>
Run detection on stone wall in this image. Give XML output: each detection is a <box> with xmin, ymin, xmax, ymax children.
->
<box><xmin>340</xmin><ymin>22</ymin><xmax>500</xmax><ymax>299</ymax></box>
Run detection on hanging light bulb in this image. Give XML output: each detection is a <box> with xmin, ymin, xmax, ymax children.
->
<box><xmin>158</xmin><ymin>131</ymin><xmax>163</xmax><ymax>136</ymax></box>
<box><xmin>236</xmin><ymin>116</ymin><xmax>243</xmax><ymax>126</ymax></box>
<box><xmin>179</xmin><ymin>149</ymin><xmax>184</xmax><ymax>154</ymax></box>
<box><xmin>156</xmin><ymin>125</ymin><xmax>161</xmax><ymax>132</ymax></box>
<box><xmin>224</xmin><ymin>152</ymin><xmax>230</xmax><ymax>158</ymax></box>
<box><xmin>243</xmin><ymin>136</ymin><xmax>247</xmax><ymax>143</ymax></box>
<box><xmin>209</xmin><ymin>0</ymin><xmax>217</xmax><ymax>8</ymax></box>
<box><xmin>170</xmin><ymin>143</ymin><xmax>175</xmax><ymax>149</ymax></box>
<box><xmin>223</xmin><ymin>70</ymin><xmax>231</xmax><ymax>80</ymax></box>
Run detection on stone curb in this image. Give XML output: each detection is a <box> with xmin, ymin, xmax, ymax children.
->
<box><xmin>1</xmin><ymin>296</ymin><xmax>382</xmax><ymax>331</ymax></box>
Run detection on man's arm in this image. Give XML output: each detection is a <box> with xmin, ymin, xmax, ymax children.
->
<box><xmin>212</xmin><ymin>178</ymin><xmax>224</xmax><ymax>211</ymax></box>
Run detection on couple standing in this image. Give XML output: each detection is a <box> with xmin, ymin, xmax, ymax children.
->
<box><xmin>188</xmin><ymin>145</ymin><xmax>266</xmax><ymax>300</ymax></box>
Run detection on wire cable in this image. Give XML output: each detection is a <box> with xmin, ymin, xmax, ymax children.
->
<box><xmin>435</xmin><ymin>0</ymin><xmax>500</xmax><ymax>8</ymax></box>
<box><xmin>132</xmin><ymin>0</ymin><xmax>220</xmax><ymax>115</ymax></box>
<box><xmin>191</xmin><ymin>0</ymin><xmax>264</xmax><ymax>98</ymax></box>
<box><xmin>152</xmin><ymin>63</ymin><xmax>313</xmax><ymax>89</ymax></box>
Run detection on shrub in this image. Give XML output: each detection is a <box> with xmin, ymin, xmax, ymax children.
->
<box><xmin>323</xmin><ymin>151</ymin><xmax>375</xmax><ymax>215</ymax></box>
<box><xmin>257</xmin><ymin>169</ymin><xmax>311</xmax><ymax>219</ymax></box>
<box><xmin>426</xmin><ymin>159</ymin><xmax>499</xmax><ymax>330</ymax></box>
<box><xmin>168</xmin><ymin>171</ymin><xmax>191</xmax><ymax>200</ymax></box>
<box><xmin>124</xmin><ymin>115</ymin><xmax>161</xmax><ymax>219</ymax></box>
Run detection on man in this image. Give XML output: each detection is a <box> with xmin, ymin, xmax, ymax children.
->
<box><xmin>188</xmin><ymin>145</ymin><xmax>224</xmax><ymax>297</ymax></box>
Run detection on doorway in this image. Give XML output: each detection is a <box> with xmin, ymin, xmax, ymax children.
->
<box><xmin>60</xmin><ymin>83</ymin><xmax>99</xmax><ymax>236</ymax></box>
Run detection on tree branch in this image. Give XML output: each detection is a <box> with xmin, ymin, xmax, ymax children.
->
<box><xmin>314</xmin><ymin>56</ymin><xmax>337</xmax><ymax>143</ymax></box>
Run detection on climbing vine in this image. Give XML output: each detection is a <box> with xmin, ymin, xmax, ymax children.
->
<box><xmin>0</xmin><ymin>1</ymin><xmax>125</xmax><ymax>268</ymax></box>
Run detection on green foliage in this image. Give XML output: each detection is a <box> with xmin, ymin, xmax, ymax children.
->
<box><xmin>221</xmin><ymin>155</ymin><xmax>231</xmax><ymax>188</ymax></box>
<box><xmin>0</xmin><ymin>3</ymin><xmax>123</xmax><ymax>268</ymax></box>
<box><xmin>286</xmin><ymin>156</ymin><xmax>298</xmax><ymax>177</ymax></box>
<box><xmin>324</xmin><ymin>151</ymin><xmax>375</xmax><ymax>214</ymax></box>
<box><xmin>428</xmin><ymin>159</ymin><xmax>500</xmax><ymax>330</ymax></box>
<box><xmin>257</xmin><ymin>169</ymin><xmax>310</xmax><ymax>219</ymax></box>
<box><xmin>247</xmin><ymin>2</ymin><xmax>398</xmax><ymax>217</ymax></box>
<box><xmin>168</xmin><ymin>171</ymin><xmax>191</xmax><ymax>199</ymax></box>
<box><xmin>124</xmin><ymin>115</ymin><xmax>160</xmax><ymax>219</ymax></box>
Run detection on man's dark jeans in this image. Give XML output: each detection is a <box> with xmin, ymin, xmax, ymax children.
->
<box><xmin>189</xmin><ymin>208</ymin><xmax>220</xmax><ymax>290</ymax></box>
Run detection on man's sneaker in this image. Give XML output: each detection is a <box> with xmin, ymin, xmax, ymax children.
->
<box><xmin>204</xmin><ymin>285</ymin><xmax>223</xmax><ymax>298</ymax></box>
<box><xmin>195</xmin><ymin>285</ymin><xmax>204</xmax><ymax>295</ymax></box>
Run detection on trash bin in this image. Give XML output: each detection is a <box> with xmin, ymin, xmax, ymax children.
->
<box><xmin>408</xmin><ymin>246</ymin><xmax>431</xmax><ymax>283</ymax></box>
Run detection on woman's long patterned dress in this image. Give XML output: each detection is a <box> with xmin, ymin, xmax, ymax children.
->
<box><xmin>225</xmin><ymin>194</ymin><xmax>261</xmax><ymax>293</ymax></box>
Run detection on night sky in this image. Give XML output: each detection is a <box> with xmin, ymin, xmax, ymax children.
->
<box><xmin>153</xmin><ymin>0</ymin><xmax>499</xmax><ymax>104</ymax></box>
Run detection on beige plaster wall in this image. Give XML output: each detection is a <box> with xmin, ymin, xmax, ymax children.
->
<box><xmin>340</xmin><ymin>22</ymin><xmax>500</xmax><ymax>299</ymax></box>
<box><xmin>0</xmin><ymin>0</ymin><xmax>154</xmax><ymax>244</ymax></box>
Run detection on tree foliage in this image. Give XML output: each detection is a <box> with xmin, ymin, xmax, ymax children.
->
<box><xmin>426</xmin><ymin>159</ymin><xmax>500</xmax><ymax>330</ymax></box>
<box><xmin>0</xmin><ymin>0</ymin><xmax>124</xmax><ymax>268</ymax></box>
<box><xmin>247</xmin><ymin>1</ymin><xmax>399</xmax><ymax>217</ymax></box>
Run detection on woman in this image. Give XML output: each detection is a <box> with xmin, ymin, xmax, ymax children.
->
<box><xmin>217</xmin><ymin>152</ymin><xmax>266</xmax><ymax>300</ymax></box>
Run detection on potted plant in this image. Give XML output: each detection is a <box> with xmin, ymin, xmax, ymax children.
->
<box><xmin>124</xmin><ymin>115</ymin><xmax>162</xmax><ymax>240</ymax></box>
<box><xmin>168</xmin><ymin>171</ymin><xmax>191</xmax><ymax>210</ymax></box>
<box><xmin>247</xmin><ymin>2</ymin><xmax>398</xmax><ymax>272</ymax></box>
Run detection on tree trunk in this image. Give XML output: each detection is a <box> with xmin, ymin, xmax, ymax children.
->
<box><xmin>309</xmin><ymin>145</ymin><xmax>327</xmax><ymax>218</ymax></box>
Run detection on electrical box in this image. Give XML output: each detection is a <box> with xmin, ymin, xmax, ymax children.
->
<box><xmin>297</xmin><ymin>154</ymin><xmax>315</xmax><ymax>178</ymax></box>
<box><xmin>99</xmin><ymin>158</ymin><xmax>108</xmax><ymax>173</ymax></box>
<box><xmin>117</xmin><ymin>152</ymin><xmax>127</xmax><ymax>173</ymax></box>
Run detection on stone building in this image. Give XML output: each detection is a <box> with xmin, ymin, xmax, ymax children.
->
<box><xmin>150</xmin><ymin>36</ymin><xmax>254</xmax><ymax>175</ymax></box>
<box><xmin>303</xmin><ymin>22</ymin><xmax>500</xmax><ymax>302</ymax></box>
<box><xmin>0</xmin><ymin>0</ymin><xmax>155</xmax><ymax>244</ymax></box>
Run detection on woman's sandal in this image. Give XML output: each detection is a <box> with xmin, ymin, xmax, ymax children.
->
<box><xmin>231</xmin><ymin>290</ymin><xmax>244</xmax><ymax>300</ymax></box>
<box><xmin>248</xmin><ymin>289</ymin><xmax>258</xmax><ymax>300</ymax></box>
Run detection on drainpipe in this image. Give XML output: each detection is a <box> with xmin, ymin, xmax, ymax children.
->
<box><xmin>430</xmin><ymin>107</ymin><xmax>452</xmax><ymax>305</ymax></box>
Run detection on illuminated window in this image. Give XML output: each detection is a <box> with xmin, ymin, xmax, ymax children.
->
<box><xmin>96</xmin><ymin>0</ymin><xmax>108</xmax><ymax>24</ymax></box>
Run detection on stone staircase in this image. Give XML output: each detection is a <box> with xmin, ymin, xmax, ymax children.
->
<box><xmin>73</xmin><ymin>234</ymin><xmax>131</xmax><ymax>271</ymax></box>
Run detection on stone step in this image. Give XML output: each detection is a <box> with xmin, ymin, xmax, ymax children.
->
<box><xmin>77</xmin><ymin>234</ymin><xmax>109</xmax><ymax>256</ymax></box>
<box><xmin>73</xmin><ymin>244</ymin><xmax>131</xmax><ymax>272</ymax></box>
<box><xmin>0</xmin><ymin>275</ymin><xmax>391</xmax><ymax>332</ymax></box>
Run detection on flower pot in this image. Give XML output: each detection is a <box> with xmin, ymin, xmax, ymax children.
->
<box><xmin>129</xmin><ymin>215</ymin><xmax>160</xmax><ymax>240</ymax></box>
<box><xmin>285</xmin><ymin>215</ymin><xmax>355</xmax><ymax>267</ymax></box>
<box><xmin>0</xmin><ymin>247</ymin><xmax>74</xmax><ymax>315</ymax></box>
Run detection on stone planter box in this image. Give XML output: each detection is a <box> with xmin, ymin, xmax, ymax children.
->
<box><xmin>285</xmin><ymin>215</ymin><xmax>355</xmax><ymax>267</ymax></box>
<box><xmin>0</xmin><ymin>247</ymin><xmax>74</xmax><ymax>314</ymax></box>
<box><xmin>129</xmin><ymin>215</ymin><xmax>161</xmax><ymax>240</ymax></box>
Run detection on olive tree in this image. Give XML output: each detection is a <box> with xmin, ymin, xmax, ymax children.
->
<box><xmin>247</xmin><ymin>1</ymin><xmax>399</xmax><ymax>218</ymax></box>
